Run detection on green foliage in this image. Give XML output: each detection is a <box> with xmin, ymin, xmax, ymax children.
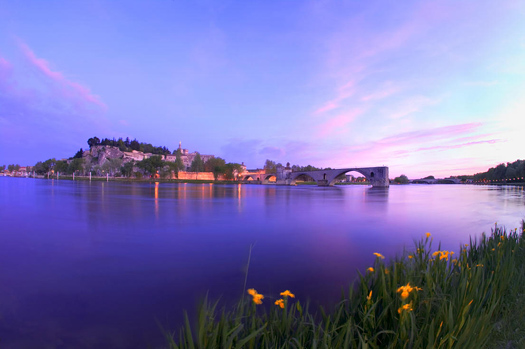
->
<box><xmin>137</xmin><ymin>156</ymin><xmax>164</xmax><ymax>175</ymax></box>
<box><xmin>190</xmin><ymin>153</ymin><xmax>205</xmax><ymax>172</ymax></box>
<box><xmin>291</xmin><ymin>164</ymin><xmax>322</xmax><ymax>172</ymax></box>
<box><xmin>394</xmin><ymin>174</ymin><xmax>409</xmax><ymax>184</ymax></box>
<box><xmin>73</xmin><ymin>148</ymin><xmax>84</xmax><ymax>159</ymax></box>
<box><xmin>86</xmin><ymin>136</ymin><xmax>171</xmax><ymax>155</ymax></box>
<box><xmin>264</xmin><ymin>159</ymin><xmax>277</xmax><ymax>173</ymax></box>
<box><xmin>205</xmin><ymin>157</ymin><xmax>226</xmax><ymax>180</ymax></box>
<box><xmin>224</xmin><ymin>163</ymin><xmax>244</xmax><ymax>180</ymax></box>
<box><xmin>169</xmin><ymin>226</ymin><xmax>525</xmax><ymax>348</ymax></box>
<box><xmin>0</xmin><ymin>165</ymin><xmax>5</xmax><ymax>171</ymax></box>
<box><xmin>87</xmin><ymin>136</ymin><xmax>100</xmax><ymax>149</ymax></box>
<box><xmin>175</xmin><ymin>149</ymin><xmax>185</xmax><ymax>172</ymax></box>
<box><xmin>67</xmin><ymin>158</ymin><xmax>84</xmax><ymax>174</ymax></box>
<box><xmin>54</xmin><ymin>160</ymin><xmax>68</xmax><ymax>174</ymax></box>
<box><xmin>121</xmin><ymin>161</ymin><xmax>134</xmax><ymax>177</ymax></box>
<box><xmin>474</xmin><ymin>160</ymin><xmax>525</xmax><ymax>181</ymax></box>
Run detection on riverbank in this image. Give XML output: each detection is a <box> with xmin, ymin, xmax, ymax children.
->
<box><xmin>15</xmin><ymin>176</ymin><xmax>374</xmax><ymax>186</ymax></box>
<box><xmin>169</xmin><ymin>223</ymin><xmax>525</xmax><ymax>348</ymax></box>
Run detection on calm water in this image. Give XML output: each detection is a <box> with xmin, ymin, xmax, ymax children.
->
<box><xmin>0</xmin><ymin>177</ymin><xmax>524</xmax><ymax>348</ymax></box>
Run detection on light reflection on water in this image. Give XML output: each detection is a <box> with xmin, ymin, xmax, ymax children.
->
<box><xmin>0</xmin><ymin>178</ymin><xmax>523</xmax><ymax>348</ymax></box>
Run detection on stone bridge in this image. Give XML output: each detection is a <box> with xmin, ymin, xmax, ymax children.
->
<box><xmin>242</xmin><ymin>166</ymin><xmax>389</xmax><ymax>188</ymax></box>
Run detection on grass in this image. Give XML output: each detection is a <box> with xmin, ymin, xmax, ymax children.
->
<box><xmin>166</xmin><ymin>221</ymin><xmax>525</xmax><ymax>348</ymax></box>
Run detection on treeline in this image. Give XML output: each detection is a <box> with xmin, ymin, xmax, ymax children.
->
<box><xmin>126</xmin><ymin>155</ymin><xmax>244</xmax><ymax>180</ymax></box>
<box><xmin>86</xmin><ymin>136</ymin><xmax>171</xmax><ymax>155</ymax></box>
<box><xmin>1</xmin><ymin>164</ymin><xmax>22</xmax><ymax>172</ymax></box>
<box><xmin>473</xmin><ymin>160</ymin><xmax>525</xmax><ymax>181</ymax></box>
<box><xmin>32</xmin><ymin>155</ymin><xmax>245</xmax><ymax>181</ymax></box>
<box><xmin>263</xmin><ymin>159</ymin><xmax>327</xmax><ymax>173</ymax></box>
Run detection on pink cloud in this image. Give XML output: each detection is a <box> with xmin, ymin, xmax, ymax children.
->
<box><xmin>377</xmin><ymin>123</ymin><xmax>482</xmax><ymax>146</ymax></box>
<box><xmin>317</xmin><ymin>108</ymin><xmax>364</xmax><ymax>137</ymax></box>
<box><xmin>416</xmin><ymin>139</ymin><xmax>502</xmax><ymax>152</ymax></box>
<box><xmin>314</xmin><ymin>81</ymin><xmax>356</xmax><ymax>114</ymax></box>
<box><xmin>361</xmin><ymin>83</ymin><xmax>400</xmax><ymax>102</ymax></box>
<box><xmin>17</xmin><ymin>40</ymin><xmax>106</xmax><ymax>110</ymax></box>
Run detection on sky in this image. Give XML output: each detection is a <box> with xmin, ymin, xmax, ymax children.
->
<box><xmin>0</xmin><ymin>0</ymin><xmax>524</xmax><ymax>178</ymax></box>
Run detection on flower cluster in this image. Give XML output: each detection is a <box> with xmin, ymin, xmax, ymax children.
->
<box><xmin>397</xmin><ymin>282</ymin><xmax>422</xmax><ymax>315</ymax></box>
<box><xmin>398</xmin><ymin>302</ymin><xmax>413</xmax><ymax>314</ymax></box>
<box><xmin>247</xmin><ymin>288</ymin><xmax>264</xmax><ymax>304</ymax></box>
<box><xmin>432</xmin><ymin>250</ymin><xmax>454</xmax><ymax>261</ymax></box>
<box><xmin>275</xmin><ymin>290</ymin><xmax>295</xmax><ymax>308</ymax></box>
<box><xmin>247</xmin><ymin>288</ymin><xmax>295</xmax><ymax>308</ymax></box>
<box><xmin>396</xmin><ymin>282</ymin><xmax>422</xmax><ymax>300</ymax></box>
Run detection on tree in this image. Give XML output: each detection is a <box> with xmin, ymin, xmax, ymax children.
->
<box><xmin>43</xmin><ymin>158</ymin><xmax>57</xmax><ymax>174</ymax></box>
<box><xmin>224</xmin><ymin>163</ymin><xmax>243</xmax><ymax>180</ymax></box>
<box><xmin>0</xmin><ymin>165</ymin><xmax>5</xmax><ymax>172</ymax></box>
<box><xmin>422</xmin><ymin>175</ymin><xmax>435</xmax><ymax>180</ymax></box>
<box><xmin>130</xmin><ymin>139</ymin><xmax>140</xmax><ymax>151</ymax></box>
<box><xmin>205</xmin><ymin>157</ymin><xmax>226</xmax><ymax>180</ymax></box>
<box><xmin>121</xmin><ymin>161</ymin><xmax>134</xmax><ymax>177</ymax></box>
<box><xmin>175</xmin><ymin>149</ymin><xmax>185</xmax><ymax>171</ymax></box>
<box><xmin>73</xmin><ymin>148</ymin><xmax>84</xmax><ymax>159</ymax></box>
<box><xmin>33</xmin><ymin>161</ymin><xmax>46</xmax><ymax>175</ymax></box>
<box><xmin>137</xmin><ymin>156</ymin><xmax>163</xmax><ymax>176</ymax></box>
<box><xmin>87</xmin><ymin>137</ymin><xmax>100</xmax><ymax>149</ymax></box>
<box><xmin>101</xmin><ymin>158</ymin><xmax>123</xmax><ymax>176</ymax></box>
<box><xmin>190</xmin><ymin>153</ymin><xmax>205</xmax><ymax>172</ymax></box>
<box><xmin>68</xmin><ymin>158</ymin><xmax>84</xmax><ymax>174</ymax></box>
<box><xmin>264</xmin><ymin>159</ymin><xmax>277</xmax><ymax>173</ymax></box>
<box><xmin>394</xmin><ymin>174</ymin><xmax>409</xmax><ymax>184</ymax></box>
<box><xmin>7</xmin><ymin>164</ymin><xmax>14</xmax><ymax>172</ymax></box>
<box><xmin>54</xmin><ymin>160</ymin><xmax>68</xmax><ymax>174</ymax></box>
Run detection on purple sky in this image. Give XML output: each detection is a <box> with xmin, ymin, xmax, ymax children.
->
<box><xmin>1</xmin><ymin>0</ymin><xmax>524</xmax><ymax>177</ymax></box>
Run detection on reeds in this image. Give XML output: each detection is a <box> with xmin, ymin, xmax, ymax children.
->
<box><xmin>168</xmin><ymin>222</ymin><xmax>525</xmax><ymax>348</ymax></box>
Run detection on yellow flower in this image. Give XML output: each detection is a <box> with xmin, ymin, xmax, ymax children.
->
<box><xmin>252</xmin><ymin>293</ymin><xmax>264</xmax><ymax>304</ymax></box>
<box><xmin>280</xmin><ymin>290</ymin><xmax>295</xmax><ymax>298</ymax></box>
<box><xmin>385</xmin><ymin>268</ymin><xmax>390</xmax><ymax>274</ymax></box>
<box><xmin>367</xmin><ymin>267</ymin><xmax>374</xmax><ymax>273</ymax></box>
<box><xmin>373</xmin><ymin>252</ymin><xmax>385</xmax><ymax>259</ymax></box>
<box><xmin>275</xmin><ymin>299</ymin><xmax>284</xmax><ymax>308</ymax></box>
<box><xmin>398</xmin><ymin>302</ymin><xmax>413</xmax><ymax>314</ymax></box>
<box><xmin>247</xmin><ymin>289</ymin><xmax>264</xmax><ymax>304</ymax></box>
<box><xmin>367</xmin><ymin>290</ymin><xmax>372</xmax><ymax>301</ymax></box>
<box><xmin>426</xmin><ymin>232</ymin><xmax>431</xmax><ymax>238</ymax></box>
<box><xmin>397</xmin><ymin>282</ymin><xmax>422</xmax><ymax>300</ymax></box>
<box><xmin>408</xmin><ymin>255</ymin><xmax>413</xmax><ymax>259</ymax></box>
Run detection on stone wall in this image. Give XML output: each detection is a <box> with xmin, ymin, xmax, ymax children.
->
<box><xmin>177</xmin><ymin>171</ymin><xmax>215</xmax><ymax>181</ymax></box>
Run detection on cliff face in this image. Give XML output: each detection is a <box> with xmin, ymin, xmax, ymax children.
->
<box><xmin>83</xmin><ymin>146</ymin><xmax>125</xmax><ymax>165</ymax></box>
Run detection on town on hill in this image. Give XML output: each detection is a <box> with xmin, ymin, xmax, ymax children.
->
<box><xmin>1</xmin><ymin>137</ymin><xmax>524</xmax><ymax>185</ymax></box>
<box><xmin>2</xmin><ymin>137</ymin><xmax>247</xmax><ymax>181</ymax></box>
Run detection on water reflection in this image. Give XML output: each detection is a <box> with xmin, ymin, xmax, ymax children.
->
<box><xmin>0</xmin><ymin>179</ymin><xmax>524</xmax><ymax>348</ymax></box>
<box><xmin>154</xmin><ymin>182</ymin><xmax>159</xmax><ymax>220</ymax></box>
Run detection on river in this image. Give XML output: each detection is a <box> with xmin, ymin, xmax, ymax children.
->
<box><xmin>0</xmin><ymin>177</ymin><xmax>523</xmax><ymax>348</ymax></box>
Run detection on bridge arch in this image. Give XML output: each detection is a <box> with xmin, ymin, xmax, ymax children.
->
<box><xmin>289</xmin><ymin>172</ymin><xmax>319</xmax><ymax>185</ymax></box>
<box><xmin>328</xmin><ymin>169</ymin><xmax>371</xmax><ymax>186</ymax></box>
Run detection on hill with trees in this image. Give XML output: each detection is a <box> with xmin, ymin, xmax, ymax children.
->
<box><xmin>473</xmin><ymin>160</ymin><xmax>525</xmax><ymax>182</ymax></box>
